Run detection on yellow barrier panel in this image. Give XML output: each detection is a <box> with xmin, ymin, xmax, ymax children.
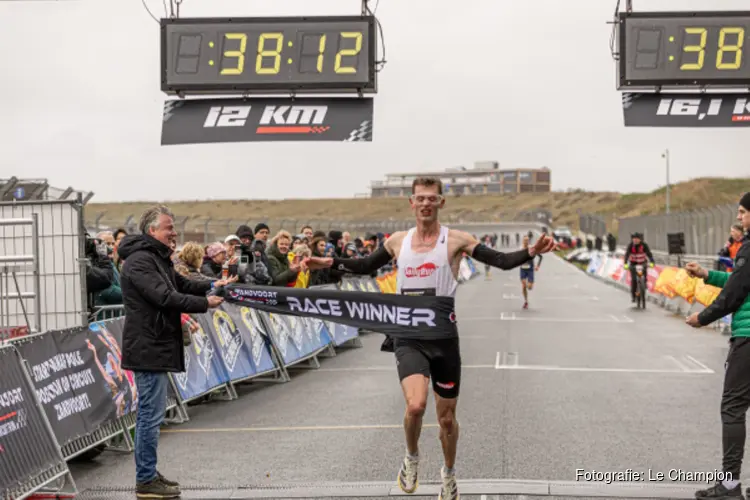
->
<box><xmin>653</xmin><ymin>267</ymin><xmax>680</xmax><ymax>299</ymax></box>
<box><xmin>377</xmin><ymin>271</ymin><xmax>397</xmax><ymax>294</ymax></box>
<box><xmin>671</xmin><ymin>268</ymin><xmax>700</xmax><ymax>304</ymax></box>
<box><xmin>694</xmin><ymin>280</ymin><xmax>722</xmax><ymax>307</ymax></box>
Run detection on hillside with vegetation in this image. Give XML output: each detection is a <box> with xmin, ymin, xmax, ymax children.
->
<box><xmin>86</xmin><ymin>177</ymin><xmax>750</xmax><ymax>233</ymax></box>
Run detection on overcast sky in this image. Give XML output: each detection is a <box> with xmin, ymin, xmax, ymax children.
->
<box><xmin>0</xmin><ymin>0</ymin><xmax>748</xmax><ymax>203</ymax></box>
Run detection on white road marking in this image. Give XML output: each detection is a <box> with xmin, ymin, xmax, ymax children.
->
<box><xmin>162</xmin><ymin>423</ymin><xmax>440</xmax><ymax>433</ymax></box>
<box><xmin>684</xmin><ymin>354</ymin><xmax>713</xmax><ymax>372</ymax></box>
<box><xmin>493</xmin><ymin>364</ymin><xmax>712</xmax><ymax>374</ymax></box>
<box><xmin>665</xmin><ymin>355</ymin><xmax>690</xmax><ymax>372</ymax></box>
<box><xmin>465</xmin><ymin>316</ymin><xmax>633</xmax><ymax>324</ymax></box>
<box><xmin>317</xmin><ymin>364</ymin><xmax>496</xmax><ymax>372</ymax></box>
<box><xmin>496</xmin><ymin>294</ymin><xmax>599</xmax><ymax>301</ymax></box>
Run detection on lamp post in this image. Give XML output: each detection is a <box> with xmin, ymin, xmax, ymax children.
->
<box><xmin>661</xmin><ymin>149</ymin><xmax>671</xmax><ymax>214</ymax></box>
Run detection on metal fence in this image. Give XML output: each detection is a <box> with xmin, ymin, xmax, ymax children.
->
<box><xmin>0</xmin><ymin>196</ymin><xmax>88</xmax><ymax>335</ymax></box>
<box><xmin>618</xmin><ymin>203</ymin><xmax>739</xmax><ymax>256</ymax></box>
<box><xmin>580</xmin><ymin>213</ymin><xmax>607</xmax><ymax>238</ymax></box>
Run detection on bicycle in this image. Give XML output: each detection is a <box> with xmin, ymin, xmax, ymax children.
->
<box><xmin>633</xmin><ymin>264</ymin><xmax>647</xmax><ymax>309</ymax></box>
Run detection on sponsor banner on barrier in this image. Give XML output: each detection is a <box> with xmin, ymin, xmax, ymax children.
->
<box><xmin>313</xmin><ymin>284</ymin><xmax>360</xmax><ymax>346</ymax></box>
<box><xmin>234</xmin><ymin>307</ymin><xmax>278</xmax><ymax>375</ymax></box>
<box><xmin>161</xmin><ymin>97</ymin><xmax>374</xmax><ymax>145</ymax></box>
<box><xmin>174</xmin><ymin>314</ymin><xmax>230</xmax><ymax>401</ymax></box>
<box><xmin>15</xmin><ymin>328</ymin><xmax>126</xmax><ymax>446</ymax></box>
<box><xmin>206</xmin><ymin>307</ymin><xmax>257</xmax><ymax>381</ymax></box>
<box><xmin>86</xmin><ymin>322</ymin><xmax>138</xmax><ymax>418</ymax></box>
<box><xmin>0</xmin><ymin>346</ymin><xmax>64</xmax><ymax>499</ymax></box>
<box><xmin>622</xmin><ymin>93</ymin><xmax>750</xmax><ymax>128</ymax></box>
<box><xmin>223</xmin><ymin>283</ymin><xmax>458</xmax><ymax>340</ymax></box>
<box><xmin>325</xmin><ymin>320</ymin><xmax>359</xmax><ymax>346</ymax></box>
<box><xmin>101</xmin><ymin>318</ymin><xmax>181</xmax><ymax>404</ymax></box>
<box><xmin>265</xmin><ymin>313</ymin><xmax>330</xmax><ymax>365</ymax></box>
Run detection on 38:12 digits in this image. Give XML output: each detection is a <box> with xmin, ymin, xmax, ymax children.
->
<box><xmin>219</xmin><ymin>32</ymin><xmax>363</xmax><ymax>76</ymax></box>
<box><xmin>681</xmin><ymin>26</ymin><xmax>745</xmax><ymax>70</ymax></box>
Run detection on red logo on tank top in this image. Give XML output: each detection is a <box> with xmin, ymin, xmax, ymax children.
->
<box><xmin>404</xmin><ymin>262</ymin><xmax>437</xmax><ymax>278</ymax></box>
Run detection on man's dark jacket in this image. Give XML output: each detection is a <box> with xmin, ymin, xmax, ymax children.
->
<box><xmin>118</xmin><ymin>234</ymin><xmax>211</xmax><ymax>372</ymax></box>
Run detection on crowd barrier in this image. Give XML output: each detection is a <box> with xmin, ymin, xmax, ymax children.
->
<box><xmin>0</xmin><ymin>256</ymin><xmax>479</xmax><ymax>500</ymax></box>
<box><xmin>564</xmin><ymin>249</ymin><xmax>732</xmax><ymax>334</ymax></box>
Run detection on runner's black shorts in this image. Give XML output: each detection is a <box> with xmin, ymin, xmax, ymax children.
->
<box><xmin>393</xmin><ymin>337</ymin><xmax>461</xmax><ymax>399</ymax></box>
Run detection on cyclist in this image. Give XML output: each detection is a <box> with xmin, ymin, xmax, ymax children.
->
<box><xmin>520</xmin><ymin>235</ymin><xmax>543</xmax><ymax>309</ymax></box>
<box><xmin>623</xmin><ymin>232</ymin><xmax>655</xmax><ymax>303</ymax></box>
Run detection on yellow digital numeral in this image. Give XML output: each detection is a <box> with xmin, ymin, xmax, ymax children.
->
<box><xmin>256</xmin><ymin>33</ymin><xmax>283</xmax><ymax>75</ymax></box>
<box><xmin>681</xmin><ymin>27</ymin><xmax>707</xmax><ymax>70</ymax></box>
<box><xmin>334</xmin><ymin>32</ymin><xmax>363</xmax><ymax>74</ymax></box>
<box><xmin>717</xmin><ymin>27</ymin><xmax>745</xmax><ymax>70</ymax></box>
<box><xmin>317</xmin><ymin>34</ymin><xmax>327</xmax><ymax>73</ymax></box>
<box><xmin>221</xmin><ymin>33</ymin><xmax>247</xmax><ymax>75</ymax></box>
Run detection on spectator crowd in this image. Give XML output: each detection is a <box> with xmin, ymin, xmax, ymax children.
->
<box><xmin>84</xmin><ymin>221</ymin><xmax>393</xmax><ymax>319</ymax></box>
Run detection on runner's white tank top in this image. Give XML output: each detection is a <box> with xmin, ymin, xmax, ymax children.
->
<box><xmin>396</xmin><ymin>225</ymin><xmax>458</xmax><ymax>298</ymax></box>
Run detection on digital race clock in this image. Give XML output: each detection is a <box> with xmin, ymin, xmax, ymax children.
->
<box><xmin>160</xmin><ymin>16</ymin><xmax>377</xmax><ymax>95</ymax></box>
<box><xmin>618</xmin><ymin>11</ymin><xmax>750</xmax><ymax>89</ymax></box>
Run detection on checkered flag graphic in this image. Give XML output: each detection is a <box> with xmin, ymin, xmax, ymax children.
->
<box><xmin>621</xmin><ymin>92</ymin><xmax>640</xmax><ymax>110</ymax></box>
<box><xmin>163</xmin><ymin>100</ymin><xmax>186</xmax><ymax>123</ymax></box>
<box><xmin>343</xmin><ymin>120</ymin><xmax>373</xmax><ymax>142</ymax></box>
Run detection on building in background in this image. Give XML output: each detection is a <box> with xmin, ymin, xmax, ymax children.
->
<box><xmin>369</xmin><ymin>162</ymin><xmax>551</xmax><ymax>198</ymax></box>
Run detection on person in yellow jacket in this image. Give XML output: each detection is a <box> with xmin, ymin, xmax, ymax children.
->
<box><xmin>288</xmin><ymin>238</ymin><xmax>311</xmax><ymax>288</ymax></box>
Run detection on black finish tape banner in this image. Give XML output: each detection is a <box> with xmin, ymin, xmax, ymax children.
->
<box><xmin>0</xmin><ymin>346</ymin><xmax>63</xmax><ymax>498</ymax></box>
<box><xmin>222</xmin><ymin>284</ymin><xmax>458</xmax><ymax>340</ymax></box>
<box><xmin>15</xmin><ymin>327</ymin><xmax>131</xmax><ymax>447</ymax></box>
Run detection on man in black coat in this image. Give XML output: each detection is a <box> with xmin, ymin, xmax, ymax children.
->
<box><xmin>119</xmin><ymin>205</ymin><xmax>225</xmax><ymax>499</ymax></box>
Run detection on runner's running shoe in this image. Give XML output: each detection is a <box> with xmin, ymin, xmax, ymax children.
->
<box><xmin>397</xmin><ymin>455</ymin><xmax>419</xmax><ymax>493</ymax></box>
<box><xmin>439</xmin><ymin>466</ymin><xmax>459</xmax><ymax>500</ymax></box>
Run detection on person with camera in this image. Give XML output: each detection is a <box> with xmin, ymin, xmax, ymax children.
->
<box><xmin>85</xmin><ymin>233</ymin><xmax>116</xmax><ymax>314</ymax></box>
<box><xmin>93</xmin><ymin>231</ymin><xmax>123</xmax><ymax>308</ymax></box>
<box><xmin>118</xmin><ymin>205</ymin><xmax>229</xmax><ymax>499</ymax></box>
<box><xmin>685</xmin><ymin>192</ymin><xmax>750</xmax><ymax>500</ymax></box>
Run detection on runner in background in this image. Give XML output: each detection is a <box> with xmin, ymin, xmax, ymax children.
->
<box><xmin>520</xmin><ymin>234</ymin><xmax>543</xmax><ymax>309</ymax></box>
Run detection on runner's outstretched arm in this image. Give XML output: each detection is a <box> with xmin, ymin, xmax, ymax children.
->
<box><xmin>331</xmin><ymin>246</ymin><xmax>394</xmax><ymax>274</ymax></box>
<box><xmin>457</xmin><ymin>231</ymin><xmax>555</xmax><ymax>270</ymax></box>
<box><xmin>303</xmin><ymin>239</ymin><xmax>396</xmax><ymax>275</ymax></box>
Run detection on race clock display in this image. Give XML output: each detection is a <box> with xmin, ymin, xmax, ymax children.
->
<box><xmin>618</xmin><ymin>11</ymin><xmax>750</xmax><ymax>88</ymax></box>
<box><xmin>161</xmin><ymin>16</ymin><xmax>377</xmax><ymax>94</ymax></box>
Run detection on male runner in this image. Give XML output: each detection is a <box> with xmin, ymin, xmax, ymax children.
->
<box><xmin>305</xmin><ymin>177</ymin><xmax>555</xmax><ymax>500</ymax></box>
<box><xmin>520</xmin><ymin>235</ymin><xmax>543</xmax><ymax>309</ymax></box>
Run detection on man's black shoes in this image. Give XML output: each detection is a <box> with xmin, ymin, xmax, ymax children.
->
<box><xmin>695</xmin><ymin>482</ymin><xmax>743</xmax><ymax>500</ymax></box>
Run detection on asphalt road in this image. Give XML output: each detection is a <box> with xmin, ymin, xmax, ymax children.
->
<box><xmin>71</xmin><ymin>253</ymin><xmax>736</xmax><ymax>499</ymax></box>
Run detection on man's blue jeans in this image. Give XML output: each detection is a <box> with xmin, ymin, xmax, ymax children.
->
<box><xmin>134</xmin><ymin>371</ymin><xmax>168</xmax><ymax>484</ymax></box>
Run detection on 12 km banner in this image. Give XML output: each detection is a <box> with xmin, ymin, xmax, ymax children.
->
<box><xmin>161</xmin><ymin>97</ymin><xmax>374</xmax><ymax>144</ymax></box>
<box><xmin>622</xmin><ymin>93</ymin><xmax>750</xmax><ymax>127</ymax></box>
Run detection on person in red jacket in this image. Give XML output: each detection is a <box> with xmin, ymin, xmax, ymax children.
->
<box><xmin>623</xmin><ymin>232</ymin><xmax>656</xmax><ymax>303</ymax></box>
<box><xmin>719</xmin><ymin>224</ymin><xmax>745</xmax><ymax>272</ymax></box>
